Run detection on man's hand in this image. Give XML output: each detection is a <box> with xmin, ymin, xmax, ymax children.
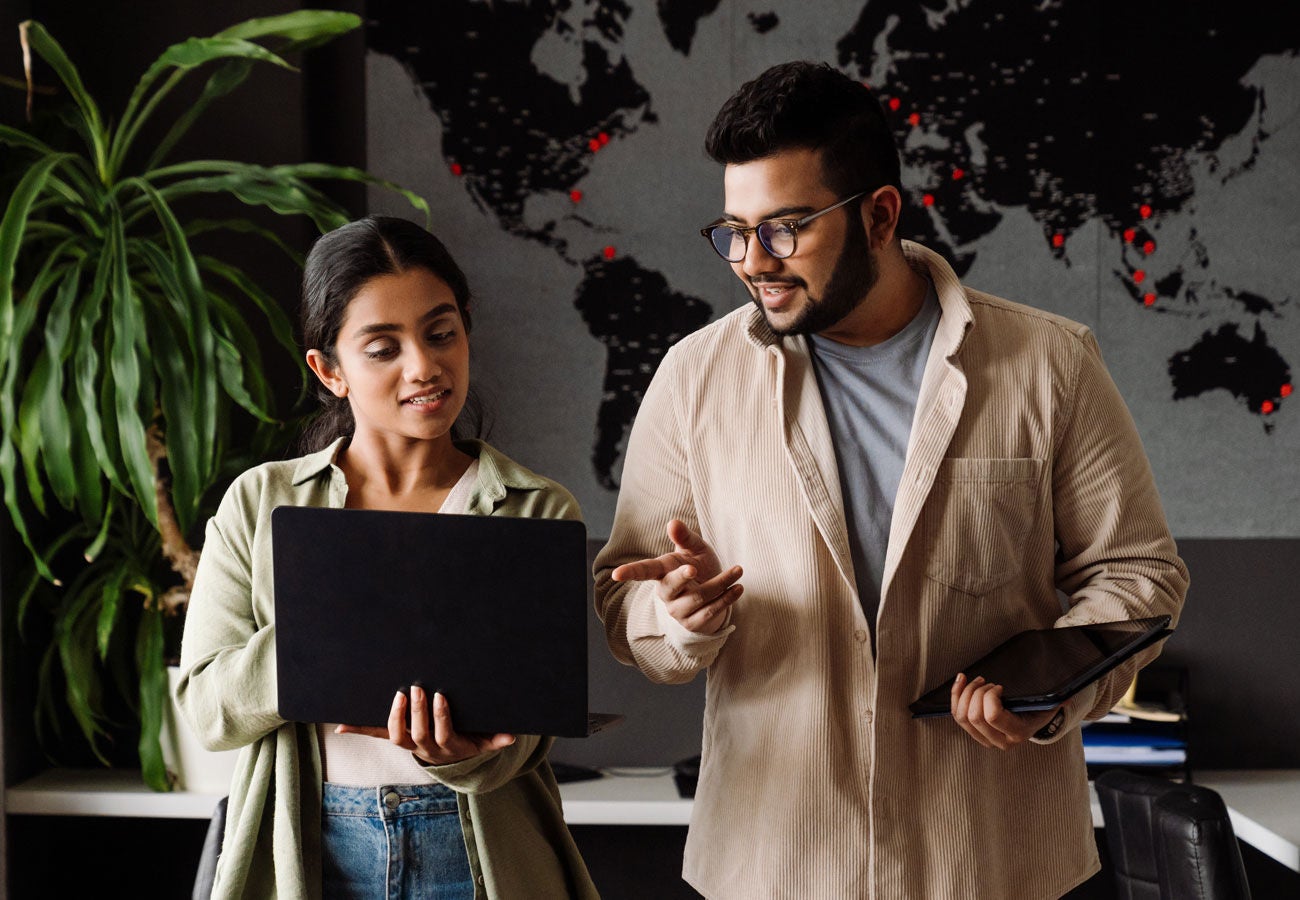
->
<box><xmin>949</xmin><ymin>673</ymin><xmax>1062</xmax><ymax>750</ymax></box>
<box><xmin>610</xmin><ymin>519</ymin><xmax>743</xmax><ymax>635</ymax></box>
<box><xmin>335</xmin><ymin>685</ymin><xmax>516</xmax><ymax>765</ymax></box>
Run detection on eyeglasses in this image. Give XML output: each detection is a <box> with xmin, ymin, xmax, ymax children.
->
<box><xmin>699</xmin><ymin>190</ymin><xmax>871</xmax><ymax>263</ymax></box>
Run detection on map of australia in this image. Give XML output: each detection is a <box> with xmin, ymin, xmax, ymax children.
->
<box><xmin>363</xmin><ymin>0</ymin><xmax>1298</xmax><ymax>537</ymax></box>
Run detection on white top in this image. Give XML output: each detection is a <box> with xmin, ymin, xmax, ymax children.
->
<box><xmin>317</xmin><ymin>460</ymin><xmax>480</xmax><ymax>786</ymax></box>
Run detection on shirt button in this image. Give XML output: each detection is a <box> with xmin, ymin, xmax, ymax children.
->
<box><xmin>853</xmin><ymin>629</ymin><xmax>868</xmax><ymax>643</ymax></box>
<box><xmin>477</xmin><ymin>875</ymin><xmax>485</xmax><ymax>886</ymax></box>
<box><xmin>864</xmin><ymin>710</ymin><xmax>874</xmax><ymax>724</ymax></box>
<box><xmin>383</xmin><ymin>791</ymin><xmax>400</xmax><ymax>810</ymax></box>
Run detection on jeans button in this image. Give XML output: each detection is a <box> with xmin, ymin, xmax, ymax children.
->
<box><xmin>383</xmin><ymin>791</ymin><xmax>400</xmax><ymax>810</ymax></box>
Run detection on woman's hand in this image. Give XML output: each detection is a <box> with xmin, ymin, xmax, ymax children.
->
<box><xmin>335</xmin><ymin>685</ymin><xmax>516</xmax><ymax>765</ymax></box>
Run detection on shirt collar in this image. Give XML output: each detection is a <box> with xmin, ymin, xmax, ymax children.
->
<box><xmin>289</xmin><ymin>435</ymin><xmax>549</xmax><ymax>501</ymax></box>
<box><xmin>290</xmin><ymin>436</ymin><xmax>348</xmax><ymax>486</ymax></box>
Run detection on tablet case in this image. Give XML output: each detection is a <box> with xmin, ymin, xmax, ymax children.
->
<box><xmin>271</xmin><ymin>505</ymin><xmax>617</xmax><ymax>737</ymax></box>
<box><xmin>909</xmin><ymin>615</ymin><xmax>1174</xmax><ymax>718</ymax></box>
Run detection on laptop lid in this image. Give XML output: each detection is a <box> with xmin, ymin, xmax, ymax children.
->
<box><xmin>271</xmin><ymin>505</ymin><xmax>607</xmax><ymax>738</ymax></box>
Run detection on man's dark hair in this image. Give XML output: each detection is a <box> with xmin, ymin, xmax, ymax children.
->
<box><xmin>704</xmin><ymin>61</ymin><xmax>902</xmax><ymax>196</ymax></box>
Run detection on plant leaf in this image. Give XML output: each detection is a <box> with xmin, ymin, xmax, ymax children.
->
<box><xmin>216</xmin><ymin>9</ymin><xmax>361</xmax><ymax>47</ymax></box>
<box><xmin>144</xmin><ymin>60</ymin><xmax>254</xmax><ymax>172</ymax></box>
<box><xmin>0</xmin><ymin>122</ymin><xmax>55</xmax><ymax>155</ymax></box>
<box><xmin>16</xmin><ymin>354</ymin><xmax>52</xmax><ymax>514</ymax></box>
<box><xmin>1</xmin><ymin>152</ymin><xmax>74</xmax><ymax>344</ymax></box>
<box><xmin>145</xmin><ymin>8</ymin><xmax>365</xmax><ymax>170</ymax></box>
<box><xmin>36</xmin><ymin>261</ymin><xmax>84</xmax><ymax>509</ymax></box>
<box><xmin>54</xmin><ymin>577</ymin><xmax>113</xmax><ymax>764</ymax></box>
<box><xmin>96</xmin><ymin>565</ymin><xmax>127</xmax><ymax>661</ymax></box>
<box><xmin>133</xmin><ymin>181</ymin><xmax>217</xmax><ymax>525</ymax></box>
<box><xmin>82</xmin><ymin>493</ymin><xmax>116</xmax><ymax>564</ymax></box>
<box><xmin>139</xmin><ymin>169</ymin><xmax>349</xmax><ymax>232</ymax></box>
<box><xmin>269</xmin><ymin>162</ymin><xmax>432</xmax><ymax>226</ymax></box>
<box><xmin>16</xmin><ymin>527</ymin><xmax>81</xmax><ymax>634</ymax></box>
<box><xmin>198</xmin><ymin>255</ymin><xmax>300</xmax><ymax>373</ymax></box>
<box><xmin>111</xmin><ymin>37</ymin><xmax>294</xmax><ymax>179</ymax></box>
<box><xmin>72</xmin><ymin>235</ymin><xmax>127</xmax><ymax>497</ymax></box>
<box><xmin>105</xmin><ymin>210</ymin><xmax>159</xmax><ymax>527</ymax></box>
<box><xmin>136</xmin><ymin>607</ymin><xmax>171</xmax><ymax>792</ymax></box>
<box><xmin>206</xmin><ymin>290</ymin><xmax>278</xmax><ymax>423</ymax></box>
<box><xmin>184</xmin><ymin>217</ymin><xmax>303</xmax><ymax>266</ymax></box>
<box><xmin>19</xmin><ymin>21</ymin><xmax>108</xmax><ymax>176</ymax></box>
<box><xmin>0</xmin><ymin>250</ymin><xmax>70</xmax><ymax>581</ymax></box>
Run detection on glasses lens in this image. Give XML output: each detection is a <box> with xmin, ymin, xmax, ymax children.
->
<box><xmin>757</xmin><ymin>221</ymin><xmax>796</xmax><ymax>259</ymax></box>
<box><xmin>709</xmin><ymin>225</ymin><xmax>746</xmax><ymax>262</ymax></box>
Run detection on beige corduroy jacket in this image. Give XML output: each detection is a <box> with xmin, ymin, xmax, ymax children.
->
<box><xmin>594</xmin><ymin>241</ymin><xmax>1188</xmax><ymax>900</ymax></box>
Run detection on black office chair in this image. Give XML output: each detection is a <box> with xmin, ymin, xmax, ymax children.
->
<box><xmin>192</xmin><ymin>795</ymin><xmax>227</xmax><ymax>900</ymax></box>
<box><xmin>1094</xmin><ymin>769</ymin><xmax>1252</xmax><ymax>900</ymax></box>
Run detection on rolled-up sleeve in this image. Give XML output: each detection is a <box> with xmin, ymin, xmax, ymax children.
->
<box><xmin>593</xmin><ymin>348</ymin><xmax>731</xmax><ymax>684</ymax></box>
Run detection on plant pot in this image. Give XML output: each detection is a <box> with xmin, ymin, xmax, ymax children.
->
<box><xmin>160</xmin><ymin>665</ymin><xmax>240</xmax><ymax>794</ymax></box>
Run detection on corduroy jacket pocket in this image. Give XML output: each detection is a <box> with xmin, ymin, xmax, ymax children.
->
<box><xmin>921</xmin><ymin>457</ymin><xmax>1043</xmax><ymax>596</ymax></box>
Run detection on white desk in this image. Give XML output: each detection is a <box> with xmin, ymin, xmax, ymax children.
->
<box><xmin>7</xmin><ymin>767</ymin><xmax>1298</xmax><ymax>873</ymax></box>
<box><xmin>1199</xmin><ymin>770</ymin><xmax>1300</xmax><ymax>874</ymax></box>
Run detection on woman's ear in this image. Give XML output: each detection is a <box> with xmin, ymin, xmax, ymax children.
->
<box><xmin>306</xmin><ymin>349</ymin><xmax>348</xmax><ymax>399</ymax></box>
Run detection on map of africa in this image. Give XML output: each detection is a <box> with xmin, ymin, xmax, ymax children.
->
<box><xmin>362</xmin><ymin>0</ymin><xmax>1298</xmax><ymax>538</ymax></box>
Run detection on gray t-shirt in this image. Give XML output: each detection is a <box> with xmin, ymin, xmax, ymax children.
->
<box><xmin>808</xmin><ymin>283</ymin><xmax>941</xmax><ymax>645</ymax></box>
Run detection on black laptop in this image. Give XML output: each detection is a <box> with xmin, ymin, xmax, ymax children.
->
<box><xmin>271</xmin><ymin>505</ymin><xmax>622</xmax><ymax>738</ymax></box>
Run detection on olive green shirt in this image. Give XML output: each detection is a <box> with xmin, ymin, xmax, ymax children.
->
<box><xmin>176</xmin><ymin>438</ymin><xmax>599</xmax><ymax>900</ymax></box>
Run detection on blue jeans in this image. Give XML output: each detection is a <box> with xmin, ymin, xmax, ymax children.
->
<box><xmin>321</xmin><ymin>782</ymin><xmax>474</xmax><ymax>900</ymax></box>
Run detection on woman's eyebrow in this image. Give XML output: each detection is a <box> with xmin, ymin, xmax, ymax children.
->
<box><xmin>350</xmin><ymin>303</ymin><xmax>459</xmax><ymax>338</ymax></box>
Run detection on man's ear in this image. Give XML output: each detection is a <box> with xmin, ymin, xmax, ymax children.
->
<box><xmin>863</xmin><ymin>185</ymin><xmax>903</xmax><ymax>248</ymax></box>
<box><xmin>306</xmin><ymin>349</ymin><xmax>348</xmax><ymax>399</ymax></box>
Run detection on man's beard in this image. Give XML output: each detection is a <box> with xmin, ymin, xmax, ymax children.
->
<box><xmin>751</xmin><ymin>213</ymin><xmax>878</xmax><ymax>336</ymax></box>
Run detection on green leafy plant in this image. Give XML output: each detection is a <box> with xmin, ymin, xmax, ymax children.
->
<box><xmin>0</xmin><ymin>11</ymin><xmax>428</xmax><ymax>789</ymax></box>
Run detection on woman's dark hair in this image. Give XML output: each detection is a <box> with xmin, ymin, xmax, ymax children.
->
<box><xmin>704</xmin><ymin>61</ymin><xmax>902</xmax><ymax>198</ymax></box>
<box><xmin>297</xmin><ymin>215</ymin><xmax>487</xmax><ymax>452</ymax></box>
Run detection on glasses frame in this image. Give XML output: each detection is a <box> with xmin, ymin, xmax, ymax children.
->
<box><xmin>699</xmin><ymin>190</ymin><xmax>872</xmax><ymax>262</ymax></box>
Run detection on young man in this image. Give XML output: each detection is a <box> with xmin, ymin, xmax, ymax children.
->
<box><xmin>593</xmin><ymin>61</ymin><xmax>1188</xmax><ymax>898</ymax></box>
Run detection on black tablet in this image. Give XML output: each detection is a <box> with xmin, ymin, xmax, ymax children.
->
<box><xmin>909</xmin><ymin>615</ymin><xmax>1174</xmax><ymax>718</ymax></box>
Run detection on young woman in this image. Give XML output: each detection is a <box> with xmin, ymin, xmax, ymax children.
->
<box><xmin>175</xmin><ymin>216</ymin><xmax>600</xmax><ymax>899</ymax></box>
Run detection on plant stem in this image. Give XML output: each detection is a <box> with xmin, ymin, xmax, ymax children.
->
<box><xmin>145</xmin><ymin>423</ymin><xmax>198</xmax><ymax>614</ymax></box>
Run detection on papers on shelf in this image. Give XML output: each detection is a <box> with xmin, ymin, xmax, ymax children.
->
<box><xmin>1082</xmin><ymin>727</ymin><xmax>1186</xmax><ymax>765</ymax></box>
<box><xmin>1085</xmin><ymin>746</ymin><xmax>1187</xmax><ymax>765</ymax></box>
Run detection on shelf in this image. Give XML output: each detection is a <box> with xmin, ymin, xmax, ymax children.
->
<box><xmin>8</xmin><ymin>766</ymin><xmax>1296</xmax><ymax>873</ymax></box>
<box><xmin>6</xmin><ymin>768</ymin><xmax>224</xmax><ymax>819</ymax></box>
<box><xmin>4</xmin><ymin>766</ymin><xmax>692</xmax><ymax>826</ymax></box>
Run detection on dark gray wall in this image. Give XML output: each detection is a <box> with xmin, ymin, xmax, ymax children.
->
<box><xmin>1159</xmin><ymin>538</ymin><xmax>1300</xmax><ymax>769</ymax></box>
